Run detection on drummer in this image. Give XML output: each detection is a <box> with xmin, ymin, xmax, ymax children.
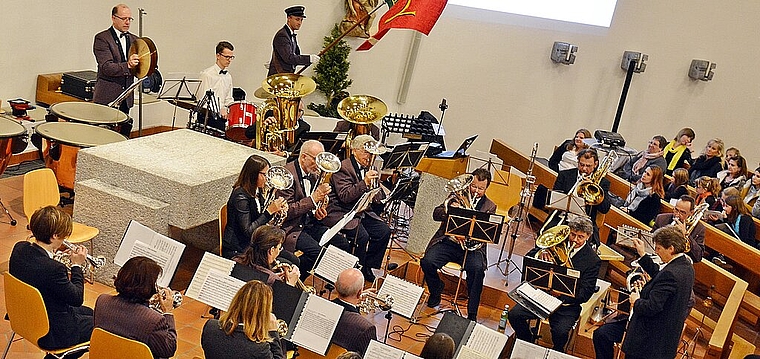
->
<box><xmin>92</xmin><ymin>3</ymin><xmax>138</xmax><ymax>138</ymax></box>
<box><xmin>198</xmin><ymin>41</ymin><xmax>235</xmax><ymax>134</ymax></box>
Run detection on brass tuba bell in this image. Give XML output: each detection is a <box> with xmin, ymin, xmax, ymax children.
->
<box><xmin>576</xmin><ymin>150</ymin><xmax>618</xmax><ymax>206</ymax></box>
<box><xmin>337</xmin><ymin>95</ymin><xmax>387</xmax><ymax>157</ymax></box>
<box><xmin>534</xmin><ymin>224</ymin><xmax>573</xmax><ymax>267</ymax></box>
<box><xmin>256</xmin><ymin>74</ymin><xmax>317</xmax><ymax>152</ymax></box>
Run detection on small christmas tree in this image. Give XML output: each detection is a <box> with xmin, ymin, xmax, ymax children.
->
<box><xmin>308</xmin><ymin>24</ymin><xmax>353</xmax><ymax>118</ymax></box>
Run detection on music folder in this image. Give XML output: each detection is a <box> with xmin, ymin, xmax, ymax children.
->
<box><xmin>508</xmin><ymin>282</ymin><xmax>562</xmax><ymax>320</ymax></box>
<box><xmin>272</xmin><ymin>282</ymin><xmax>344</xmax><ymax>355</ymax></box>
<box><xmin>434</xmin><ymin>312</ymin><xmax>509</xmax><ymax>359</ymax></box>
<box><xmin>445</xmin><ymin>207</ymin><xmax>504</xmax><ymax>246</ymax></box>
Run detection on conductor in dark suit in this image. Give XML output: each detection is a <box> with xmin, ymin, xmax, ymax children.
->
<box><xmin>268</xmin><ymin>6</ymin><xmax>319</xmax><ymax>76</ymax></box>
<box><xmin>323</xmin><ymin>135</ymin><xmax>391</xmax><ymax>282</ymax></box>
<box><xmin>509</xmin><ymin>215</ymin><xmax>602</xmax><ymax>352</ymax></box>
<box><xmin>420</xmin><ymin>168</ymin><xmax>498</xmax><ymax>321</ymax></box>
<box><xmin>622</xmin><ymin>226</ymin><xmax>695</xmax><ymax>359</ymax></box>
<box><xmin>8</xmin><ymin>206</ymin><xmax>93</xmax><ymax>358</ymax></box>
<box><xmin>330</xmin><ymin>268</ymin><xmax>377</xmax><ymax>356</ymax></box>
<box><xmin>92</xmin><ymin>3</ymin><xmax>137</xmax><ymax>137</ymax></box>
<box><xmin>280</xmin><ymin>140</ymin><xmax>350</xmax><ymax>277</ymax></box>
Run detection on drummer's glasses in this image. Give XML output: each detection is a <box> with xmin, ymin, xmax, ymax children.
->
<box><xmin>219</xmin><ymin>54</ymin><xmax>235</xmax><ymax>60</ymax></box>
<box><xmin>113</xmin><ymin>15</ymin><xmax>134</xmax><ymax>22</ymax></box>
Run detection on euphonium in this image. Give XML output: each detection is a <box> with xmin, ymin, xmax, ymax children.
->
<box><xmin>534</xmin><ymin>224</ymin><xmax>573</xmax><ymax>267</ymax></box>
<box><xmin>576</xmin><ymin>150</ymin><xmax>618</xmax><ymax>206</ymax></box>
<box><xmin>262</xmin><ymin>166</ymin><xmax>294</xmax><ymax>227</ymax></box>
<box><xmin>337</xmin><ymin>95</ymin><xmax>387</xmax><ymax>157</ymax></box>
<box><xmin>444</xmin><ymin>174</ymin><xmax>474</xmax><ymax>210</ymax></box>
<box><xmin>273</xmin><ymin>260</ymin><xmax>316</xmax><ymax>294</ymax></box>
<box><xmin>676</xmin><ymin>202</ymin><xmax>709</xmax><ymax>252</ymax></box>
<box><xmin>256</xmin><ymin>74</ymin><xmax>316</xmax><ymax>152</ymax></box>
<box><xmin>313</xmin><ymin>152</ymin><xmax>341</xmax><ymax>210</ymax></box>
<box><xmin>357</xmin><ymin>292</ymin><xmax>394</xmax><ymax>314</ymax></box>
<box><xmin>148</xmin><ymin>286</ymin><xmax>183</xmax><ymax>314</ymax></box>
<box><xmin>363</xmin><ymin>139</ymin><xmax>389</xmax><ymax>189</ymax></box>
<box><xmin>53</xmin><ymin>240</ymin><xmax>106</xmax><ymax>277</ymax></box>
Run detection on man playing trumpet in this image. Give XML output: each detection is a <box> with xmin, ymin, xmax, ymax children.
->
<box><xmin>420</xmin><ymin>168</ymin><xmax>496</xmax><ymax>321</ymax></box>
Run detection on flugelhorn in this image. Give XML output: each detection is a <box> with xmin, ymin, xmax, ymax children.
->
<box><xmin>148</xmin><ymin>286</ymin><xmax>183</xmax><ymax>314</ymax></box>
<box><xmin>576</xmin><ymin>150</ymin><xmax>618</xmax><ymax>205</ymax></box>
<box><xmin>313</xmin><ymin>152</ymin><xmax>341</xmax><ymax>210</ymax></box>
<box><xmin>262</xmin><ymin>166</ymin><xmax>294</xmax><ymax>227</ymax></box>
<box><xmin>534</xmin><ymin>224</ymin><xmax>573</xmax><ymax>267</ymax></box>
<box><xmin>363</xmin><ymin>139</ymin><xmax>389</xmax><ymax>189</ymax></box>
<box><xmin>358</xmin><ymin>292</ymin><xmax>394</xmax><ymax>314</ymax></box>
<box><xmin>273</xmin><ymin>260</ymin><xmax>316</xmax><ymax>294</ymax></box>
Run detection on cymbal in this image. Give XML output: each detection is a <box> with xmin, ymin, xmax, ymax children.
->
<box><xmin>168</xmin><ymin>99</ymin><xmax>197</xmax><ymax>111</ymax></box>
<box><xmin>253</xmin><ymin>87</ymin><xmax>274</xmax><ymax>99</ymax></box>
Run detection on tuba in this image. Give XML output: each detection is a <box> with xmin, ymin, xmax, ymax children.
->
<box><xmin>576</xmin><ymin>150</ymin><xmax>618</xmax><ymax>206</ymax></box>
<box><xmin>363</xmin><ymin>139</ymin><xmax>389</xmax><ymax>189</ymax></box>
<box><xmin>443</xmin><ymin>174</ymin><xmax>487</xmax><ymax>251</ymax></box>
<box><xmin>256</xmin><ymin>74</ymin><xmax>316</xmax><ymax>152</ymax></box>
<box><xmin>314</xmin><ymin>152</ymin><xmax>341</xmax><ymax>210</ymax></box>
<box><xmin>262</xmin><ymin>166</ymin><xmax>294</xmax><ymax>227</ymax></box>
<box><xmin>337</xmin><ymin>95</ymin><xmax>387</xmax><ymax>157</ymax></box>
<box><xmin>534</xmin><ymin>224</ymin><xmax>573</xmax><ymax>267</ymax></box>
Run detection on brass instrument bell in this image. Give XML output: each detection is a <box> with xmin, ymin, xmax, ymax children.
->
<box><xmin>256</xmin><ymin>74</ymin><xmax>316</xmax><ymax>152</ymax></box>
<box><xmin>576</xmin><ymin>150</ymin><xmax>618</xmax><ymax>205</ymax></box>
<box><xmin>314</xmin><ymin>152</ymin><xmax>341</xmax><ymax>210</ymax></box>
<box><xmin>337</xmin><ymin>95</ymin><xmax>387</xmax><ymax>156</ymax></box>
<box><xmin>534</xmin><ymin>224</ymin><xmax>573</xmax><ymax>267</ymax></box>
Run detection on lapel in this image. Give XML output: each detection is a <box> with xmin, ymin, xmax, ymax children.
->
<box><xmin>109</xmin><ymin>27</ymin><xmax>127</xmax><ymax>62</ymax></box>
<box><xmin>294</xmin><ymin>162</ymin><xmax>308</xmax><ymax>198</ymax></box>
<box><xmin>350</xmin><ymin>156</ymin><xmax>363</xmax><ymax>181</ymax></box>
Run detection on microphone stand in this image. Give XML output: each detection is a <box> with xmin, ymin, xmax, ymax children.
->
<box><xmin>137</xmin><ymin>8</ymin><xmax>147</xmax><ymax>137</ymax></box>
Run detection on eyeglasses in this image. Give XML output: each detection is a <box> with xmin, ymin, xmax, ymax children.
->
<box><xmin>113</xmin><ymin>14</ymin><xmax>134</xmax><ymax>22</ymax></box>
<box><xmin>218</xmin><ymin>54</ymin><xmax>235</xmax><ymax>60</ymax></box>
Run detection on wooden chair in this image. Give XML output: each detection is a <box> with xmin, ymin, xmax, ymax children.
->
<box><xmin>219</xmin><ymin>204</ymin><xmax>227</xmax><ymax>256</ymax></box>
<box><xmin>89</xmin><ymin>328</ymin><xmax>152</xmax><ymax>359</ymax></box>
<box><xmin>294</xmin><ymin>343</ymin><xmax>347</xmax><ymax>359</ymax></box>
<box><xmin>2</xmin><ymin>273</ymin><xmax>90</xmax><ymax>359</ymax></box>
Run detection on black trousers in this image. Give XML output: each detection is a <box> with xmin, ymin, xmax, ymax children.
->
<box><xmin>295</xmin><ymin>224</ymin><xmax>350</xmax><ymax>279</ymax></box>
<box><xmin>420</xmin><ymin>240</ymin><xmax>486</xmax><ymax>320</ymax></box>
<box><xmin>342</xmin><ymin>215</ymin><xmax>391</xmax><ymax>270</ymax></box>
<box><xmin>593</xmin><ymin>317</ymin><xmax>627</xmax><ymax>359</ymax></box>
<box><xmin>117</xmin><ymin>100</ymin><xmax>134</xmax><ymax>137</ymax></box>
<box><xmin>508</xmin><ymin>302</ymin><xmax>581</xmax><ymax>352</ymax></box>
<box><xmin>41</xmin><ymin>306</ymin><xmax>93</xmax><ymax>359</ymax></box>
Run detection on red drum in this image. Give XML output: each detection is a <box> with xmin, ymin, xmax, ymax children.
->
<box><xmin>226</xmin><ymin>101</ymin><xmax>257</xmax><ymax>142</ymax></box>
<box><xmin>0</xmin><ymin>117</ymin><xmax>28</xmax><ymax>176</ymax></box>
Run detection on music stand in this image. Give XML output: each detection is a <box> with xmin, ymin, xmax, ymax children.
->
<box><xmin>382</xmin><ymin>142</ymin><xmax>429</xmax><ymax>170</ymax></box>
<box><xmin>520</xmin><ymin>256</ymin><xmax>578</xmax><ymax>298</ymax></box>
<box><xmin>158</xmin><ymin>77</ymin><xmax>201</xmax><ymax>130</ymax></box>
<box><xmin>287</xmin><ymin>131</ymin><xmax>348</xmax><ymax>162</ymax></box>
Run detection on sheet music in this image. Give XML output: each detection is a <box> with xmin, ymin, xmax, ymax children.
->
<box><xmin>377</xmin><ymin>275</ymin><xmax>425</xmax><ymax>318</ymax></box>
<box><xmin>516</xmin><ymin>282</ymin><xmax>561</xmax><ymax>314</ymax></box>
<box><xmin>546</xmin><ymin>349</ymin><xmax>580</xmax><ymax>359</ymax></box>
<box><xmin>462</xmin><ymin>323</ymin><xmax>508</xmax><ymax>359</ymax></box>
<box><xmin>185</xmin><ymin>251</ymin><xmax>236</xmax><ymax>299</ymax></box>
<box><xmin>365</xmin><ymin>340</ymin><xmax>405</xmax><ymax>359</ymax></box>
<box><xmin>455</xmin><ymin>345</ymin><xmax>490</xmax><ymax>359</ymax></box>
<box><xmin>314</xmin><ymin>245</ymin><xmax>359</xmax><ymax>283</ymax></box>
<box><xmin>510</xmin><ymin>339</ymin><xmax>550</xmax><ymax>359</ymax></box>
<box><xmin>290</xmin><ymin>295</ymin><xmax>343</xmax><ymax>355</ymax></box>
<box><xmin>114</xmin><ymin>220</ymin><xmax>186</xmax><ymax>287</ymax></box>
<box><xmin>547</xmin><ymin>191</ymin><xmax>586</xmax><ymax>216</ymax></box>
<box><xmin>404</xmin><ymin>353</ymin><xmax>423</xmax><ymax>359</ymax></box>
<box><xmin>320</xmin><ymin>213</ymin><xmax>354</xmax><ymax>246</ymax></box>
<box><xmin>195</xmin><ymin>269</ymin><xmax>246</xmax><ymax>312</ymax></box>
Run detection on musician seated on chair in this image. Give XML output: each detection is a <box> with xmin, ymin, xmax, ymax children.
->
<box><xmin>322</xmin><ymin>134</ymin><xmax>391</xmax><ymax>283</ymax></box>
<box><xmin>509</xmin><ymin>215</ymin><xmax>601</xmax><ymax>352</ymax></box>
<box><xmin>94</xmin><ymin>256</ymin><xmax>177</xmax><ymax>359</ymax></box>
<box><xmin>231</xmin><ymin>225</ymin><xmax>301</xmax><ymax>287</ymax></box>
<box><xmin>594</xmin><ymin>226</ymin><xmax>694</xmax><ymax>359</ymax></box>
<box><xmin>420</xmin><ymin>168</ymin><xmax>497</xmax><ymax>321</ymax></box>
<box><xmin>197</xmin><ymin>41</ymin><xmax>235</xmax><ymax>133</ymax></box>
<box><xmin>652</xmin><ymin>195</ymin><xmax>705</xmax><ymax>262</ymax></box>
<box><xmin>279</xmin><ymin>140</ymin><xmax>350</xmax><ymax>279</ymax></box>
<box><xmin>330</xmin><ymin>268</ymin><xmax>378</xmax><ymax>356</ymax></box>
<box><xmin>8</xmin><ymin>206</ymin><xmax>93</xmax><ymax>358</ymax></box>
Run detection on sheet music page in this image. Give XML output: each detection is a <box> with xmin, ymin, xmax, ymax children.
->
<box><xmin>290</xmin><ymin>295</ymin><xmax>343</xmax><ymax>355</ymax></box>
<box><xmin>548</xmin><ymin>191</ymin><xmax>585</xmax><ymax>215</ymax></box>
<box><xmin>510</xmin><ymin>339</ymin><xmax>548</xmax><ymax>359</ymax></box>
<box><xmin>314</xmin><ymin>245</ymin><xmax>359</xmax><ymax>283</ymax></box>
<box><xmin>320</xmin><ymin>213</ymin><xmax>354</xmax><ymax>246</ymax></box>
<box><xmin>462</xmin><ymin>323</ymin><xmax>508</xmax><ymax>359</ymax></box>
<box><xmin>455</xmin><ymin>345</ymin><xmax>490</xmax><ymax>359</ymax></box>
<box><xmin>517</xmin><ymin>282</ymin><xmax>562</xmax><ymax>312</ymax></box>
<box><xmin>113</xmin><ymin>220</ymin><xmax>186</xmax><ymax>287</ymax></box>
<box><xmin>127</xmin><ymin>241</ymin><xmax>172</xmax><ymax>287</ymax></box>
<box><xmin>186</xmin><ymin>251</ymin><xmax>236</xmax><ymax>299</ymax></box>
<box><xmin>546</xmin><ymin>349</ymin><xmax>580</xmax><ymax>359</ymax></box>
<box><xmin>364</xmin><ymin>340</ymin><xmax>405</xmax><ymax>359</ymax></box>
<box><xmin>195</xmin><ymin>269</ymin><xmax>246</xmax><ymax>312</ymax></box>
<box><xmin>403</xmin><ymin>353</ymin><xmax>423</xmax><ymax>359</ymax></box>
<box><xmin>354</xmin><ymin>187</ymin><xmax>382</xmax><ymax>213</ymax></box>
<box><xmin>377</xmin><ymin>275</ymin><xmax>425</xmax><ymax>318</ymax></box>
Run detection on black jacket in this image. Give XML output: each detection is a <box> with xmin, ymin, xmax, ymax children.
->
<box><xmin>222</xmin><ymin>187</ymin><xmax>273</xmax><ymax>258</ymax></box>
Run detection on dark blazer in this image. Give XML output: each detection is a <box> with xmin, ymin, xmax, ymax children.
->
<box><xmin>626</xmin><ymin>193</ymin><xmax>661</xmax><ymax>225</ymax></box>
<box><xmin>322</xmin><ymin>156</ymin><xmax>385</xmax><ymax>228</ymax></box>
<box><xmin>664</xmin><ymin>183</ymin><xmax>688</xmax><ymax>201</ymax></box>
<box><xmin>202</xmin><ymin>319</ymin><xmax>284</xmax><ymax>359</ymax></box>
<box><xmin>652</xmin><ymin>213</ymin><xmax>705</xmax><ymax>262</ymax></box>
<box><xmin>8</xmin><ymin>241</ymin><xmax>88</xmax><ymax>349</ymax></box>
<box><xmin>427</xmin><ymin>195</ymin><xmax>497</xmax><ymax>266</ymax></box>
<box><xmin>554</xmin><ymin>168</ymin><xmax>612</xmax><ymax>223</ymax></box>
<box><xmin>268</xmin><ymin>25</ymin><xmax>310</xmax><ymax>76</ymax></box>
<box><xmin>688</xmin><ymin>155</ymin><xmax>723</xmax><ymax>183</ymax></box>
<box><xmin>547</xmin><ymin>139</ymin><xmax>573</xmax><ymax>172</ymax></box>
<box><xmin>622</xmin><ymin>254</ymin><xmax>694</xmax><ymax>359</ymax></box>
<box><xmin>223</xmin><ymin>187</ymin><xmax>273</xmax><ymax>258</ymax></box>
<box><xmin>92</xmin><ymin>27</ymin><xmax>137</xmax><ymax>107</ymax></box>
<box><xmin>280</xmin><ymin>161</ymin><xmax>316</xmax><ymax>253</ymax></box>
<box><xmin>330</xmin><ymin>298</ymin><xmax>376</xmax><ymax>356</ymax></box>
<box><xmin>231</xmin><ymin>262</ymin><xmax>279</xmax><ymax>286</ymax></box>
<box><xmin>526</xmin><ymin>242</ymin><xmax>601</xmax><ymax>307</ymax></box>
<box><xmin>94</xmin><ymin>295</ymin><xmax>177</xmax><ymax>359</ymax></box>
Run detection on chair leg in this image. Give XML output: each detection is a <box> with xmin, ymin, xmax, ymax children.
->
<box><xmin>1</xmin><ymin>332</ymin><xmax>15</xmax><ymax>359</ymax></box>
<box><xmin>452</xmin><ymin>251</ymin><xmax>468</xmax><ymax>316</ymax></box>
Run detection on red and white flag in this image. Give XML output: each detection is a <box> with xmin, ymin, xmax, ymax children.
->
<box><xmin>357</xmin><ymin>0</ymin><xmax>448</xmax><ymax>51</ymax></box>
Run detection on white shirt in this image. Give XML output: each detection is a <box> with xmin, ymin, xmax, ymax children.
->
<box><xmin>112</xmin><ymin>26</ymin><xmax>129</xmax><ymax>60</ymax></box>
<box><xmin>198</xmin><ymin>63</ymin><xmax>234</xmax><ymax>116</ymax></box>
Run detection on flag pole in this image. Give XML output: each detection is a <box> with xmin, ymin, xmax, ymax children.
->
<box><xmin>296</xmin><ymin>3</ymin><xmax>387</xmax><ymax>75</ymax></box>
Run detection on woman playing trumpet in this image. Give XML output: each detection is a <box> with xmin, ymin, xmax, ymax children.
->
<box><xmin>231</xmin><ymin>225</ymin><xmax>301</xmax><ymax>286</ymax></box>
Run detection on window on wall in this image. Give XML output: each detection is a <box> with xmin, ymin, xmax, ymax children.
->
<box><xmin>448</xmin><ymin>0</ymin><xmax>619</xmax><ymax>27</ymax></box>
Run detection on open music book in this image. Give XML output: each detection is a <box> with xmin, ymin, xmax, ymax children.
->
<box><xmin>314</xmin><ymin>245</ymin><xmax>359</xmax><ymax>284</ymax></box>
<box><xmin>115</xmin><ymin>220</ymin><xmax>186</xmax><ymax>287</ymax></box>
<box><xmin>185</xmin><ymin>251</ymin><xmax>243</xmax><ymax>312</ymax></box>
<box><xmin>510</xmin><ymin>339</ymin><xmax>579</xmax><ymax>359</ymax></box>
<box><xmin>435</xmin><ymin>312</ymin><xmax>509</xmax><ymax>359</ymax></box>
<box><xmin>377</xmin><ymin>275</ymin><xmax>425</xmax><ymax>318</ymax></box>
<box><xmin>286</xmin><ymin>294</ymin><xmax>344</xmax><ymax>355</ymax></box>
<box><xmin>320</xmin><ymin>187</ymin><xmax>382</xmax><ymax>246</ymax></box>
<box><xmin>508</xmin><ymin>282</ymin><xmax>562</xmax><ymax>320</ymax></box>
<box><xmin>364</xmin><ymin>340</ymin><xmax>422</xmax><ymax>359</ymax></box>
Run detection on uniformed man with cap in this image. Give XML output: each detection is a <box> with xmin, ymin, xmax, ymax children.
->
<box><xmin>268</xmin><ymin>5</ymin><xmax>320</xmax><ymax>76</ymax></box>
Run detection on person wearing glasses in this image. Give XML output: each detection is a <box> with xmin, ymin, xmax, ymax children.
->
<box><xmin>198</xmin><ymin>41</ymin><xmax>236</xmax><ymax>135</ymax></box>
<box><xmin>268</xmin><ymin>6</ymin><xmax>320</xmax><ymax>76</ymax></box>
<box><xmin>420</xmin><ymin>168</ymin><xmax>497</xmax><ymax>321</ymax></box>
<box><xmin>92</xmin><ymin>3</ymin><xmax>138</xmax><ymax>137</ymax></box>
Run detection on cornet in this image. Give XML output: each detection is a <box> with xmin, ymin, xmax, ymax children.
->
<box><xmin>53</xmin><ymin>240</ymin><xmax>106</xmax><ymax>276</ymax></box>
<box><xmin>357</xmin><ymin>292</ymin><xmax>394</xmax><ymax>314</ymax></box>
<box><xmin>273</xmin><ymin>260</ymin><xmax>316</xmax><ymax>294</ymax></box>
<box><xmin>148</xmin><ymin>286</ymin><xmax>183</xmax><ymax>314</ymax></box>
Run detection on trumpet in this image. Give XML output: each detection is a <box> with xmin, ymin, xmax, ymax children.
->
<box><xmin>673</xmin><ymin>202</ymin><xmax>709</xmax><ymax>252</ymax></box>
<box><xmin>262</xmin><ymin>166</ymin><xmax>294</xmax><ymax>227</ymax></box>
<box><xmin>357</xmin><ymin>292</ymin><xmax>394</xmax><ymax>314</ymax></box>
<box><xmin>313</xmin><ymin>152</ymin><xmax>341</xmax><ymax>210</ymax></box>
<box><xmin>273</xmin><ymin>260</ymin><xmax>316</xmax><ymax>294</ymax></box>
<box><xmin>275</xmin><ymin>318</ymin><xmax>289</xmax><ymax>338</ymax></box>
<box><xmin>363</xmin><ymin>139</ymin><xmax>389</xmax><ymax>189</ymax></box>
<box><xmin>148</xmin><ymin>286</ymin><xmax>183</xmax><ymax>314</ymax></box>
<box><xmin>53</xmin><ymin>240</ymin><xmax>106</xmax><ymax>276</ymax></box>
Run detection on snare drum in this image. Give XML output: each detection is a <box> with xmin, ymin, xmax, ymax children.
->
<box><xmin>49</xmin><ymin>102</ymin><xmax>129</xmax><ymax>132</ymax></box>
<box><xmin>0</xmin><ymin>117</ymin><xmax>28</xmax><ymax>176</ymax></box>
<box><xmin>226</xmin><ymin>101</ymin><xmax>257</xmax><ymax>142</ymax></box>
<box><xmin>35</xmin><ymin>122</ymin><xmax>127</xmax><ymax>190</ymax></box>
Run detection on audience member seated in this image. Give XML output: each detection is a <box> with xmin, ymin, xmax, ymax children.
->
<box><xmin>742</xmin><ymin>166</ymin><xmax>760</xmax><ymax>218</ymax></box>
<box><xmin>718</xmin><ymin>155</ymin><xmax>748</xmax><ymax>192</ymax></box>
<box><xmin>614</xmin><ymin>135</ymin><xmax>667</xmax><ymax>183</ymax></box>
<box><xmin>620</xmin><ymin>166</ymin><xmax>664</xmax><ymax>225</ymax></box>
<box><xmin>688</xmin><ymin>138</ymin><xmax>724</xmax><ymax>184</ymax></box>
<box><xmin>664</xmin><ymin>168</ymin><xmax>689</xmax><ymax>202</ymax></box>
<box><xmin>420</xmin><ymin>333</ymin><xmax>456</xmax><ymax>359</ymax></box>
<box><xmin>548</xmin><ymin>128</ymin><xmax>592</xmax><ymax>172</ymax></box>
<box><xmin>663</xmin><ymin>127</ymin><xmax>695</xmax><ymax>176</ymax></box>
<box><xmin>723</xmin><ymin>147</ymin><xmax>741</xmax><ymax>170</ymax></box>
<box><xmin>330</xmin><ymin>268</ymin><xmax>377</xmax><ymax>356</ymax></box>
<box><xmin>695</xmin><ymin>176</ymin><xmax>722</xmax><ymax>212</ymax></box>
<box><xmin>231</xmin><ymin>225</ymin><xmax>301</xmax><ymax>286</ymax></box>
<box><xmin>712</xmin><ymin>195</ymin><xmax>757</xmax><ymax>248</ymax></box>
<box><xmin>201</xmin><ymin>280</ymin><xmax>284</xmax><ymax>359</ymax></box>
<box><xmin>94</xmin><ymin>256</ymin><xmax>177</xmax><ymax>359</ymax></box>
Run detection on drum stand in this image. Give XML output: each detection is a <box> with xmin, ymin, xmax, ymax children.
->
<box><xmin>0</xmin><ymin>199</ymin><xmax>17</xmax><ymax>226</ymax></box>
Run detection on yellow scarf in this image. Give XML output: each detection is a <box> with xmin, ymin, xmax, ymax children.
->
<box><xmin>664</xmin><ymin>140</ymin><xmax>687</xmax><ymax>171</ymax></box>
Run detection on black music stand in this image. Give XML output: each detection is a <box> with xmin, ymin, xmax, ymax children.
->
<box><xmin>521</xmin><ymin>256</ymin><xmax>578</xmax><ymax>298</ymax></box>
<box><xmin>158</xmin><ymin>77</ymin><xmax>201</xmax><ymax>130</ymax></box>
<box><xmin>287</xmin><ymin>131</ymin><xmax>348</xmax><ymax>162</ymax></box>
<box><xmin>382</xmin><ymin>142</ymin><xmax>429</xmax><ymax>170</ymax></box>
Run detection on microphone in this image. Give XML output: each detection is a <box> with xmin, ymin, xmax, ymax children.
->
<box><xmin>439</xmin><ymin>98</ymin><xmax>448</xmax><ymax>111</ymax></box>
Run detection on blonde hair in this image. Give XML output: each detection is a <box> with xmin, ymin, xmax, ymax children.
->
<box><xmin>671</xmin><ymin>168</ymin><xmax>689</xmax><ymax>187</ymax></box>
<box><xmin>218</xmin><ymin>281</ymin><xmax>273</xmax><ymax>343</ymax></box>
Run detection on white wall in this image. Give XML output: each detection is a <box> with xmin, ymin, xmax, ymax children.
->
<box><xmin>2</xmin><ymin>0</ymin><xmax>758</xmax><ymax>166</ymax></box>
